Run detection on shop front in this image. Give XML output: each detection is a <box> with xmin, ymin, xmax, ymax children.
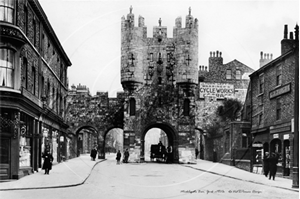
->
<box><xmin>270</xmin><ymin>132</ymin><xmax>292</xmax><ymax>177</ymax></box>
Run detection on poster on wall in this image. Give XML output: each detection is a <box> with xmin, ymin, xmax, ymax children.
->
<box><xmin>199</xmin><ymin>82</ymin><xmax>235</xmax><ymax>99</ymax></box>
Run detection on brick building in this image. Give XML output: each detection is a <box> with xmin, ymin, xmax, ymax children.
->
<box><xmin>195</xmin><ymin>51</ymin><xmax>254</xmax><ymax>169</ymax></box>
<box><xmin>0</xmin><ymin>0</ymin><xmax>71</xmax><ymax>179</ymax></box>
<box><xmin>247</xmin><ymin>24</ymin><xmax>299</xmax><ymax>178</ymax></box>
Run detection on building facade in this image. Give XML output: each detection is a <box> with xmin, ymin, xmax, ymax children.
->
<box><xmin>248</xmin><ymin>24</ymin><xmax>298</xmax><ymax>178</ymax></box>
<box><xmin>195</xmin><ymin>52</ymin><xmax>254</xmax><ymax>168</ymax></box>
<box><xmin>0</xmin><ymin>0</ymin><xmax>71</xmax><ymax>179</ymax></box>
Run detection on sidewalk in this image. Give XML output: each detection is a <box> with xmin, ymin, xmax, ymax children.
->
<box><xmin>0</xmin><ymin>154</ymin><xmax>104</xmax><ymax>191</ymax></box>
<box><xmin>183</xmin><ymin>159</ymin><xmax>299</xmax><ymax>192</ymax></box>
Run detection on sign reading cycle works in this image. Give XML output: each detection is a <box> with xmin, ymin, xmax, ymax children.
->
<box><xmin>199</xmin><ymin>82</ymin><xmax>235</xmax><ymax>99</ymax></box>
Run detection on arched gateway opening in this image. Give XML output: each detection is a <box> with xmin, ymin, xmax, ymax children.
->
<box><xmin>104</xmin><ymin>128</ymin><xmax>123</xmax><ymax>154</ymax></box>
<box><xmin>74</xmin><ymin>126</ymin><xmax>98</xmax><ymax>157</ymax></box>
<box><xmin>141</xmin><ymin>123</ymin><xmax>178</xmax><ymax>163</ymax></box>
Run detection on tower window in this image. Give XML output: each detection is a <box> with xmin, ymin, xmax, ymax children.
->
<box><xmin>129</xmin><ymin>98</ymin><xmax>136</xmax><ymax>116</ymax></box>
<box><xmin>183</xmin><ymin>99</ymin><xmax>190</xmax><ymax>116</ymax></box>
<box><xmin>158</xmin><ymin>77</ymin><xmax>162</xmax><ymax>84</ymax></box>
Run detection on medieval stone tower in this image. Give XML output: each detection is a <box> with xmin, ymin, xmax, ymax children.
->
<box><xmin>121</xmin><ymin>7</ymin><xmax>198</xmax><ymax>163</ymax></box>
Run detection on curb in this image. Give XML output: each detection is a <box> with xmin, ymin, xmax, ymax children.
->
<box><xmin>0</xmin><ymin>159</ymin><xmax>106</xmax><ymax>191</ymax></box>
<box><xmin>182</xmin><ymin>164</ymin><xmax>299</xmax><ymax>192</ymax></box>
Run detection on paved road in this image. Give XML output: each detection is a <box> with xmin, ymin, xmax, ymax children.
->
<box><xmin>0</xmin><ymin>154</ymin><xmax>298</xmax><ymax>199</ymax></box>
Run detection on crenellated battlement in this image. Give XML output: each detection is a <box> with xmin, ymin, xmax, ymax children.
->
<box><xmin>121</xmin><ymin>6</ymin><xmax>199</xmax><ymax>90</ymax></box>
<box><xmin>121</xmin><ymin>6</ymin><xmax>198</xmax><ymax>38</ymax></box>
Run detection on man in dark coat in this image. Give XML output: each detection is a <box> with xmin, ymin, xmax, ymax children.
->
<box><xmin>90</xmin><ymin>147</ymin><xmax>97</xmax><ymax>161</ymax></box>
<box><xmin>42</xmin><ymin>150</ymin><xmax>54</xmax><ymax>175</ymax></box>
<box><xmin>116</xmin><ymin>150</ymin><xmax>122</xmax><ymax>165</ymax></box>
<box><xmin>268</xmin><ymin>152</ymin><xmax>279</xmax><ymax>180</ymax></box>
<box><xmin>123</xmin><ymin>149</ymin><xmax>129</xmax><ymax>163</ymax></box>
<box><xmin>263</xmin><ymin>152</ymin><xmax>270</xmax><ymax>177</ymax></box>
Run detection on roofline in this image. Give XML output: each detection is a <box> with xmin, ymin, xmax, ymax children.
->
<box><xmin>249</xmin><ymin>49</ymin><xmax>295</xmax><ymax>77</ymax></box>
<box><xmin>223</xmin><ymin>59</ymin><xmax>255</xmax><ymax>72</ymax></box>
<box><xmin>28</xmin><ymin>0</ymin><xmax>72</xmax><ymax>66</ymax></box>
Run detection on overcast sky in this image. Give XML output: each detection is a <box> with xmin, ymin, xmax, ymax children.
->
<box><xmin>39</xmin><ymin>0</ymin><xmax>299</xmax><ymax>97</ymax></box>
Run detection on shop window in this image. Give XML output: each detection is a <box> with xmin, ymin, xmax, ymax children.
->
<box><xmin>0</xmin><ymin>0</ymin><xmax>14</xmax><ymax>23</ymax></box>
<box><xmin>0</xmin><ymin>47</ymin><xmax>15</xmax><ymax>88</ymax></box>
<box><xmin>19</xmin><ymin>113</ymin><xmax>33</xmax><ymax>167</ymax></box>
<box><xmin>226</xmin><ymin>69</ymin><xmax>232</xmax><ymax>79</ymax></box>
<box><xmin>242</xmin><ymin>133</ymin><xmax>248</xmax><ymax>148</ymax></box>
<box><xmin>0</xmin><ymin>138</ymin><xmax>10</xmax><ymax>164</ymax></box>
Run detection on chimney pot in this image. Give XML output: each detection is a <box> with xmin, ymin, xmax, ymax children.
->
<box><xmin>290</xmin><ymin>32</ymin><xmax>294</xmax><ymax>40</ymax></box>
<box><xmin>284</xmin><ymin>25</ymin><xmax>288</xmax><ymax>39</ymax></box>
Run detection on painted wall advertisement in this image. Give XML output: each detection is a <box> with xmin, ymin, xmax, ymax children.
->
<box><xmin>199</xmin><ymin>82</ymin><xmax>235</xmax><ymax>99</ymax></box>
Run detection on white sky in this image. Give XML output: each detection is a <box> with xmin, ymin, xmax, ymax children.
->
<box><xmin>39</xmin><ymin>0</ymin><xmax>299</xmax><ymax>97</ymax></box>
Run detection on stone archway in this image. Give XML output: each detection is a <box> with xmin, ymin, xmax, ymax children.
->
<box><xmin>141</xmin><ymin>122</ymin><xmax>178</xmax><ymax>163</ymax></box>
<box><xmin>99</xmin><ymin>126</ymin><xmax>124</xmax><ymax>159</ymax></box>
<box><xmin>74</xmin><ymin>125</ymin><xmax>98</xmax><ymax>157</ymax></box>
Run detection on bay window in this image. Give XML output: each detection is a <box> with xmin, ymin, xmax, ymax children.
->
<box><xmin>0</xmin><ymin>47</ymin><xmax>14</xmax><ymax>87</ymax></box>
<box><xmin>0</xmin><ymin>0</ymin><xmax>14</xmax><ymax>23</ymax></box>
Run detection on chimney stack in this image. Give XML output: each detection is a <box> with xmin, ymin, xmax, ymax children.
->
<box><xmin>281</xmin><ymin>24</ymin><xmax>296</xmax><ymax>55</ymax></box>
<box><xmin>259</xmin><ymin>51</ymin><xmax>273</xmax><ymax>68</ymax></box>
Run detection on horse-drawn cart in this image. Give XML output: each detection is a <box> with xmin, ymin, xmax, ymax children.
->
<box><xmin>150</xmin><ymin>144</ymin><xmax>166</xmax><ymax>162</ymax></box>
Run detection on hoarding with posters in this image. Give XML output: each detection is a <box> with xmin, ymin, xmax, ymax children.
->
<box><xmin>199</xmin><ymin>82</ymin><xmax>235</xmax><ymax>99</ymax></box>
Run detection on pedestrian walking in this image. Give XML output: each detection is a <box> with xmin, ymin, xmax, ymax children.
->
<box><xmin>42</xmin><ymin>150</ymin><xmax>53</xmax><ymax>175</ymax></box>
<box><xmin>263</xmin><ymin>152</ymin><xmax>270</xmax><ymax>177</ymax></box>
<box><xmin>165</xmin><ymin>145</ymin><xmax>173</xmax><ymax>163</ymax></box>
<box><xmin>123</xmin><ymin>149</ymin><xmax>129</xmax><ymax>163</ymax></box>
<box><xmin>90</xmin><ymin>147</ymin><xmax>97</xmax><ymax>161</ymax></box>
<box><xmin>116</xmin><ymin>150</ymin><xmax>122</xmax><ymax>165</ymax></box>
<box><xmin>268</xmin><ymin>152</ymin><xmax>279</xmax><ymax>180</ymax></box>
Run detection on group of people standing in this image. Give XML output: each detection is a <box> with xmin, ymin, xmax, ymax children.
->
<box><xmin>116</xmin><ymin>149</ymin><xmax>130</xmax><ymax>164</ymax></box>
<box><xmin>263</xmin><ymin>152</ymin><xmax>279</xmax><ymax>180</ymax></box>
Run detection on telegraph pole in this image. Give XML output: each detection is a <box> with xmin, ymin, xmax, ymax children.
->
<box><xmin>292</xmin><ymin>24</ymin><xmax>299</xmax><ymax>188</ymax></box>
